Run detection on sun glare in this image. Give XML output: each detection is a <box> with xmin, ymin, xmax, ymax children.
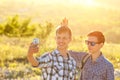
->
<box><xmin>70</xmin><ymin>0</ymin><xmax>98</xmax><ymax>7</ymax></box>
<box><xmin>84</xmin><ymin>0</ymin><xmax>95</xmax><ymax>6</ymax></box>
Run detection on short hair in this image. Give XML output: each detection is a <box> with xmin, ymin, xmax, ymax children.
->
<box><xmin>87</xmin><ymin>31</ymin><xmax>105</xmax><ymax>43</ymax></box>
<box><xmin>56</xmin><ymin>25</ymin><xmax>72</xmax><ymax>38</ymax></box>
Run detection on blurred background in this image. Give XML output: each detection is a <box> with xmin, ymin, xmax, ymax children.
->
<box><xmin>0</xmin><ymin>0</ymin><xmax>120</xmax><ymax>80</ymax></box>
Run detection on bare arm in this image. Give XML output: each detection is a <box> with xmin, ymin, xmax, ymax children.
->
<box><xmin>27</xmin><ymin>43</ymin><xmax>39</xmax><ymax>67</ymax></box>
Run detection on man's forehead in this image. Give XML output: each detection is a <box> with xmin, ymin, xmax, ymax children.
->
<box><xmin>88</xmin><ymin>36</ymin><xmax>98</xmax><ymax>41</ymax></box>
<box><xmin>56</xmin><ymin>32</ymin><xmax>70</xmax><ymax>35</ymax></box>
<box><xmin>56</xmin><ymin>32</ymin><xmax>71</xmax><ymax>38</ymax></box>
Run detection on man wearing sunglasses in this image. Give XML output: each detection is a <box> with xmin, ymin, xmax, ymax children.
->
<box><xmin>70</xmin><ymin>31</ymin><xmax>114</xmax><ymax>80</ymax></box>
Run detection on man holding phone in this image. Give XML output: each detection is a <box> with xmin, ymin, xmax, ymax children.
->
<box><xmin>27</xmin><ymin>18</ymin><xmax>77</xmax><ymax>80</ymax></box>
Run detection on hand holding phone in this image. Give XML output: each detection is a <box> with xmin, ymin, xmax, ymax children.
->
<box><xmin>33</xmin><ymin>38</ymin><xmax>40</xmax><ymax>45</ymax></box>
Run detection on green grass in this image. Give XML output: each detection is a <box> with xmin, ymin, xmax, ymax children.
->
<box><xmin>0</xmin><ymin>36</ymin><xmax>120</xmax><ymax>79</ymax></box>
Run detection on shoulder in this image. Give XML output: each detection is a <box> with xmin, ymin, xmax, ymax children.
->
<box><xmin>40</xmin><ymin>51</ymin><xmax>52</xmax><ymax>59</ymax></box>
<box><xmin>102</xmin><ymin>57</ymin><xmax>113</xmax><ymax>68</ymax></box>
<box><xmin>69</xmin><ymin>50</ymin><xmax>87</xmax><ymax>58</ymax></box>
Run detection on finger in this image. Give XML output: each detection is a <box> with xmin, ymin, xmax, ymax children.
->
<box><xmin>31</xmin><ymin>46</ymin><xmax>39</xmax><ymax>51</ymax></box>
<box><xmin>31</xmin><ymin>42</ymin><xmax>38</xmax><ymax>46</ymax></box>
<box><xmin>61</xmin><ymin>18</ymin><xmax>68</xmax><ymax>26</ymax></box>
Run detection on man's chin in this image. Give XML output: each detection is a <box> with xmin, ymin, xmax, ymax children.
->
<box><xmin>58</xmin><ymin>47</ymin><xmax>64</xmax><ymax>49</ymax></box>
<box><xmin>89</xmin><ymin>50</ymin><xmax>93</xmax><ymax>53</ymax></box>
<box><xmin>58</xmin><ymin>46</ymin><xmax>67</xmax><ymax>50</ymax></box>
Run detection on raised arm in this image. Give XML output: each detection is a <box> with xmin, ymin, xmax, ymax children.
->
<box><xmin>27</xmin><ymin>43</ymin><xmax>39</xmax><ymax>67</ymax></box>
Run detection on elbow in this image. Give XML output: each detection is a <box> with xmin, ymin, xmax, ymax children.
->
<box><xmin>32</xmin><ymin>62</ymin><xmax>39</xmax><ymax>67</ymax></box>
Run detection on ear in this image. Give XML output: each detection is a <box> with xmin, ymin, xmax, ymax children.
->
<box><xmin>69</xmin><ymin>37</ymin><xmax>72</xmax><ymax>42</ymax></box>
<box><xmin>100</xmin><ymin>43</ymin><xmax>104</xmax><ymax>48</ymax></box>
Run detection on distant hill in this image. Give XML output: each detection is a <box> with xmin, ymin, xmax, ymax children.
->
<box><xmin>0</xmin><ymin>0</ymin><xmax>120</xmax><ymax>38</ymax></box>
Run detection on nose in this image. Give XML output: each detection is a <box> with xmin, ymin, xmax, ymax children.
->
<box><xmin>86</xmin><ymin>42</ymin><xmax>90</xmax><ymax>46</ymax></box>
<box><xmin>58</xmin><ymin>38</ymin><xmax>64</xmax><ymax>42</ymax></box>
<box><xmin>87</xmin><ymin>43</ymin><xmax>92</xmax><ymax>49</ymax></box>
<box><xmin>87</xmin><ymin>44</ymin><xmax>92</xmax><ymax>51</ymax></box>
<box><xmin>88</xmin><ymin>43</ymin><xmax>92</xmax><ymax>46</ymax></box>
<box><xmin>87</xmin><ymin>44</ymin><xmax>91</xmax><ymax>47</ymax></box>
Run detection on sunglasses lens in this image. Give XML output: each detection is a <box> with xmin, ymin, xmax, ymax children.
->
<box><xmin>90</xmin><ymin>42</ymin><xmax>96</xmax><ymax>46</ymax></box>
<box><xmin>85</xmin><ymin>40</ymin><xmax>96</xmax><ymax>46</ymax></box>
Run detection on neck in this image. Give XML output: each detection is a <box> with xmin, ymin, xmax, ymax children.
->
<box><xmin>57</xmin><ymin>48</ymin><xmax>68</xmax><ymax>58</ymax></box>
<box><xmin>91</xmin><ymin>51</ymin><xmax>101</xmax><ymax>62</ymax></box>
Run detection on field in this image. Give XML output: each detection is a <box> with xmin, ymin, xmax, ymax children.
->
<box><xmin>0</xmin><ymin>0</ymin><xmax>120</xmax><ymax>80</ymax></box>
<box><xmin>0</xmin><ymin>35</ymin><xmax>120</xmax><ymax>80</ymax></box>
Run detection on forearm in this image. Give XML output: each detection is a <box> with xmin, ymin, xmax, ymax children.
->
<box><xmin>27</xmin><ymin>53</ymin><xmax>39</xmax><ymax>67</ymax></box>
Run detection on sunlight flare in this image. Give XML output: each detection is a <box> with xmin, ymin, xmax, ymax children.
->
<box><xmin>70</xmin><ymin>0</ymin><xmax>98</xmax><ymax>7</ymax></box>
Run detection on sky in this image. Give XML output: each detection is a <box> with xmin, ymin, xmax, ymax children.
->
<box><xmin>1</xmin><ymin>0</ymin><xmax>120</xmax><ymax>8</ymax></box>
<box><xmin>0</xmin><ymin>0</ymin><xmax>120</xmax><ymax>37</ymax></box>
<box><xmin>27</xmin><ymin>0</ymin><xmax>120</xmax><ymax>9</ymax></box>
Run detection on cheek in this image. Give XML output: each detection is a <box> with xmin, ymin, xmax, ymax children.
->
<box><xmin>67</xmin><ymin>40</ymin><xmax>71</xmax><ymax>44</ymax></box>
<box><xmin>56</xmin><ymin>39</ymin><xmax>59</xmax><ymax>44</ymax></box>
<box><xmin>93</xmin><ymin>46</ymin><xmax>100</xmax><ymax>51</ymax></box>
<box><xmin>88</xmin><ymin>46</ymin><xmax>96</xmax><ymax>50</ymax></box>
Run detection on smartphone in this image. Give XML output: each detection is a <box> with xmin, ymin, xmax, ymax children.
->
<box><xmin>33</xmin><ymin>38</ymin><xmax>40</xmax><ymax>44</ymax></box>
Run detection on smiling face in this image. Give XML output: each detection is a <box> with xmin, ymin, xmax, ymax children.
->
<box><xmin>56</xmin><ymin>32</ymin><xmax>71</xmax><ymax>50</ymax></box>
<box><xmin>55</xmin><ymin>26</ymin><xmax>72</xmax><ymax>50</ymax></box>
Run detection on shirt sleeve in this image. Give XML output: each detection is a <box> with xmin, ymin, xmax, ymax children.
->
<box><xmin>36</xmin><ymin>52</ymin><xmax>52</xmax><ymax>68</ymax></box>
<box><xmin>106</xmin><ymin>63</ymin><xmax>114</xmax><ymax>80</ymax></box>
<box><xmin>69</xmin><ymin>50</ymin><xmax>86</xmax><ymax>67</ymax></box>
